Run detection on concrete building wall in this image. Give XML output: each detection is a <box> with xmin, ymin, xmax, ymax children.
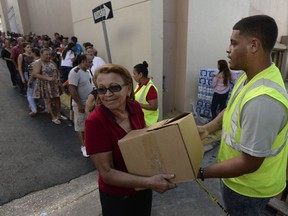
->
<box><xmin>70</xmin><ymin>0</ymin><xmax>161</xmax><ymax>112</ymax></box>
<box><xmin>24</xmin><ymin>0</ymin><xmax>73</xmax><ymax>37</ymax></box>
<box><xmin>250</xmin><ymin>0</ymin><xmax>288</xmax><ymax>37</ymax></box>
<box><xmin>185</xmin><ymin>0</ymin><xmax>288</xmax><ymax>112</ymax></box>
<box><xmin>70</xmin><ymin>0</ymin><xmax>153</xmax><ymax>73</ymax></box>
<box><xmin>0</xmin><ymin>0</ymin><xmax>73</xmax><ymax>37</ymax></box>
<box><xmin>186</xmin><ymin>0</ymin><xmax>250</xmax><ymax>111</ymax></box>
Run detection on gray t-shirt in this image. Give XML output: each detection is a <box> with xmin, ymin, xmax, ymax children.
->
<box><xmin>239</xmin><ymin>95</ymin><xmax>287</xmax><ymax>157</ymax></box>
<box><xmin>68</xmin><ymin>66</ymin><xmax>93</xmax><ymax>107</ymax></box>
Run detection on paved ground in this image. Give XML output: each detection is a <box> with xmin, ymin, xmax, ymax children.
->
<box><xmin>0</xmin><ymin>145</ymin><xmax>228</xmax><ymax>216</ymax></box>
<box><xmin>0</xmin><ymin>59</ymin><xmax>95</xmax><ymax>205</ymax></box>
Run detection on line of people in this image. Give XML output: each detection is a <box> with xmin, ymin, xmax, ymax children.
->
<box><xmin>1</xmin><ymin>30</ymin><xmax>161</xmax><ymax>159</ymax></box>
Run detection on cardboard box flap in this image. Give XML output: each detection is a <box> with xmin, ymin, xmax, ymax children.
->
<box><xmin>147</xmin><ymin>112</ymin><xmax>191</xmax><ymax>132</ymax></box>
<box><xmin>146</xmin><ymin>119</ymin><xmax>170</xmax><ymax>131</ymax></box>
<box><xmin>165</xmin><ymin>112</ymin><xmax>191</xmax><ymax>124</ymax></box>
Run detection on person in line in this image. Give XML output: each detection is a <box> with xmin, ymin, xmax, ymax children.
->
<box><xmin>17</xmin><ymin>42</ymin><xmax>34</xmax><ymax>85</ymax></box>
<box><xmin>1</xmin><ymin>38</ymin><xmax>18</xmax><ymax>87</ymax></box>
<box><xmin>60</xmin><ymin>42</ymin><xmax>75</xmax><ymax>83</ymax></box>
<box><xmin>85</xmin><ymin>46</ymin><xmax>105</xmax><ymax>75</ymax></box>
<box><xmin>52</xmin><ymin>32</ymin><xmax>61</xmax><ymax>49</ymax></box>
<box><xmin>68</xmin><ymin>54</ymin><xmax>93</xmax><ymax>157</ymax></box>
<box><xmin>70</xmin><ymin>36</ymin><xmax>83</xmax><ymax>67</ymax></box>
<box><xmin>32</xmin><ymin>48</ymin><xmax>63</xmax><ymax>124</ymax></box>
<box><xmin>197</xmin><ymin>15</ymin><xmax>288</xmax><ymax>216</ymax></box>
<box><xmin>70</xmin><ymin>36</ymin><xmax>83</xmax><ymax>55</ymax></box>
<box><xmin>27</xmin><ymin>47</ymin><xmax>41</xmax><ymax>116</ymax></box>
<box><xmin>11</xmin><ymin>36</ymin><xmax>25</xmax><ymax>95</ymax></box>
<box><xmin>210</xmin><ymin>59</ymin><xmax>232</xmax><ymax>119</ymax></box>
<box><xmin>85</xmin><ymin>64</ymin><xmax>176</xmax><ymax>216</ymax></box>
<box><xmin>133</xmin><ymin>61</ymin><xmax>159</xmax><ymax>126</ymax></box>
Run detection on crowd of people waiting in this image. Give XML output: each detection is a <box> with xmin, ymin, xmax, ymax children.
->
<box><xmin>0</xmin><ymin>31</ymin><xmax>106</xmax><ymax>156</ymax></box>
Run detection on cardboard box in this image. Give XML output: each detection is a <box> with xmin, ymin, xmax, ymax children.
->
<box><xmin>118</xmin><ymin>112</ymin><xmax>203</xmax><ymax>183</ymax></box>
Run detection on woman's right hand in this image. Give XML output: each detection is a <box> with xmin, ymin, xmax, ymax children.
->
<box><xmin>148</xmin><ymin>174</ymin><xmax>176</xmax><ymax>193</ymax></box>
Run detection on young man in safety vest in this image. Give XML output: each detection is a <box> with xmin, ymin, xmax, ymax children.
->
<box><xmin>197</xmin><ymin>15</ymin><xmax>288</xmax><ymax>216</ymax></box>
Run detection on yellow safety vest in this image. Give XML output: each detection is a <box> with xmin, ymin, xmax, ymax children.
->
<box><xmin>134</xmin><ymin>79</ymin><xmax>159</xmax><ymax>126</ymax></box>
<box><xmin>218</xmin><ymin>63</ymin><xmax>288</xmax><ymax>197</ymax></box>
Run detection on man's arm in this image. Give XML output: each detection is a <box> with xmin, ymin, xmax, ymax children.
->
<box><xmin>68</xmin><ymin>84</ymin><xmax>84</xmax><ymax>113</ymax></box>
<box><xmin>200</xmin><ymin>152</ymin><xmax>264</xmax><ymax>179</ymax></box>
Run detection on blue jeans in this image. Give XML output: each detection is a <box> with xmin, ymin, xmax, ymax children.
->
<box><xmin>221</xmin><ymin>181</ymin><xmax>271</xmax><ymax>216</ymax></box>
<box><xmin>27</xmin><ymin>80</ymin><xmax>37</xmax><ymax>113</ymax></box>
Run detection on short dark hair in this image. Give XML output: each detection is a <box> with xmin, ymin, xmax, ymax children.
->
<box><xmin>78</xmin><ymin>54</ymin><xmax>88</xmax><ymax>64</ymax></box>
<box><xmin>134</xmin><ymin>61</ymin><xmax>149</xmax><ymax>78</ymax></box>
<box><xmin>233</xmin><ymin>15</ymin><xmax>278</xmax><ymax>52</ymax></box>
<box><xmin>71</xmin><ymin>36</ymin><xmax>78</xmax><ymax>43</ymax></box>
<box><xmin>32</xmin><ymin>47</ymin><xmax>40</xmax><ymax>57</ymax></box>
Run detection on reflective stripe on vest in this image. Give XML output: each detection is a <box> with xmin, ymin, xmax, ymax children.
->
<box><xmin>134</xmin><ymin>80</ymin><xmax>159</xmax><ymax>126</ymax></box>
<box><xmin>137</xmin><ymin>81</ymin><xmax>153</xmax><ymax>104</ymax></box>
<box><xmin>223</xmin><ymin>78</ymin><xmax>288</xmax><ymax>157</ymax></box>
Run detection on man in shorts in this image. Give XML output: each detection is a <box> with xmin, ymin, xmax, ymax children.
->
<box><xmin>68</xmin><ymin>54</ymin><xmax>93</xmax><ymax>157</ymax></box>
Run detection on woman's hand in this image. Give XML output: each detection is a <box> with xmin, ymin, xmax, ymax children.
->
<box><xmin>147</xmin><ymin>174</ymin><xmax>176</xmax><ymax>193</ymax></box>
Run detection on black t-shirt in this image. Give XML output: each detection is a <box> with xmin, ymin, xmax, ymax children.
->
<box><xmin>1</xmin><ymin>49</ymin><xmax>15</xmax><ymax>68</ymax></box>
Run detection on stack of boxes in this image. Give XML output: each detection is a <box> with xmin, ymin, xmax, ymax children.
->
<box><xmin>195</xmin><ymin>69</ymin><xmax>243</xmax><ymax>119</ymax></box>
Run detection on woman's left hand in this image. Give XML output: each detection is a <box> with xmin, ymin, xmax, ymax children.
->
<box><xmin>148</xmin><ymin>173</ymin><xmax>176</xmax><ymax>193</ymax></box>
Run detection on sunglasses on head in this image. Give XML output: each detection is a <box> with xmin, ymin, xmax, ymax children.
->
<box><xmin>96</xmin><ymin>83</ymin><xmax>128</xmax><ymax>95</ymax></box>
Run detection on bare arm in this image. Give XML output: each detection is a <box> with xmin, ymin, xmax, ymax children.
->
<box><xmin>200</xmin><ymin>152</ymin><xmax>264</xmax><ymax>179</ymax></box>
<box><xmin>17</xmin><ymin>54</ymin><xmax>25</xmax><ymax>83</ymax></box>
<box><xmin>141</xmin><ymin>99</ymin><xmax>158</xmax><ymax>111</ymax></box>
<box><xmin>68</xmin><ymin>84</ymin><xmax>84</xmax><ymax>113</ymax></box>
<box><xmin>90</xmin><ymin>152</ymin><xmax>176</xmax><ymax>193</ymax></box>
<box><xmin>85</xmin><ymin>94</ymin><xmax>95</xmax><ymax>114</ymax></box>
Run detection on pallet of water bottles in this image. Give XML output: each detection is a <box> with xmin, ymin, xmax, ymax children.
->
<box><xmin>195</xmin><ymin>69</ymin><xmax>243</xmax><ymax>119</ymax></box>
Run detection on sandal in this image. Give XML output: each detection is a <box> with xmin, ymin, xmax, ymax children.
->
<box><xmin>52</xmin><ymin>119</ymin><xmax>61</xmax><ymax>125</ymax></box>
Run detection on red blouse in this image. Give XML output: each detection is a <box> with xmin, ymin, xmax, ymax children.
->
<box><xmin>85</xmin><ymin>100</ymin><xmax>145</xmax><ymax>195</ymax></box>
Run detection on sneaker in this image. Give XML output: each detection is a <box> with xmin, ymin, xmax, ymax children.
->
<box><xmin>81</xmin><ymin>146</ymin><xmax>89</xmax><ymax>157</ymax></box>
<box><xmin>52</xmin><ymin>119</ymin><xmax>61</xmax><ymax>125</ymax></box>
<box><xmin>59</xmin><ymin>115</ymin><xmax>68</xmax><ymax>120</ymax></box>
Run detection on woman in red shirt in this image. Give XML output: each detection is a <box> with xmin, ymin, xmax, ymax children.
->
<box><xmin>85</xmin><ymin>64</ymin><xmax>176</xmax><ymax>216</ymax></box>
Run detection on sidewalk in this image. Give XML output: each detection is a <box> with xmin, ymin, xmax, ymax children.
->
<box><xmin>0</xmin><ymin>141</ymin><xmax>224</xmax><ymax>216</ymax></box>
<box><xmin>0</xmin><ymin>172</ymin><xmax>101</xmax><ymax>216</ymax></box>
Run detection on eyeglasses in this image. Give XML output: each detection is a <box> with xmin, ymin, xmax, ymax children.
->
<box><xmin>96</xmin><ymin>83</ymin><xmax>128</xmax><ymax>95</ymax></box>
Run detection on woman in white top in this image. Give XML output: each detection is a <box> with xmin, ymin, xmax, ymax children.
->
<box><xmin>60</xmin><ymin>42</ymin><xmax>75</xmax><ymax>82</ymax></box>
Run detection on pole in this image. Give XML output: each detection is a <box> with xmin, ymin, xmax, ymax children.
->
<box><xmin>102</xmin><ymin>20</ymin><xmax>112</xmax><ymax>63</ymax></box>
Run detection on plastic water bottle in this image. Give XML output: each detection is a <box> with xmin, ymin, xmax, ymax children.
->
<box><xmin>40</xmin><ymin>212</ymin><xmax>48</xmax><ymax>216</ymax></box>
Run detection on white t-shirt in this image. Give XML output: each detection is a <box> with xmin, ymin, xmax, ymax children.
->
<box><xmin>61</xmin><ymin>50</ymin><xmax>75</xmax><ymax>67</ymax></box>
<box><xmin>91</xmin><ymin>56</ymin><xmax>105</xmax><ymax>75</ymax></box>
